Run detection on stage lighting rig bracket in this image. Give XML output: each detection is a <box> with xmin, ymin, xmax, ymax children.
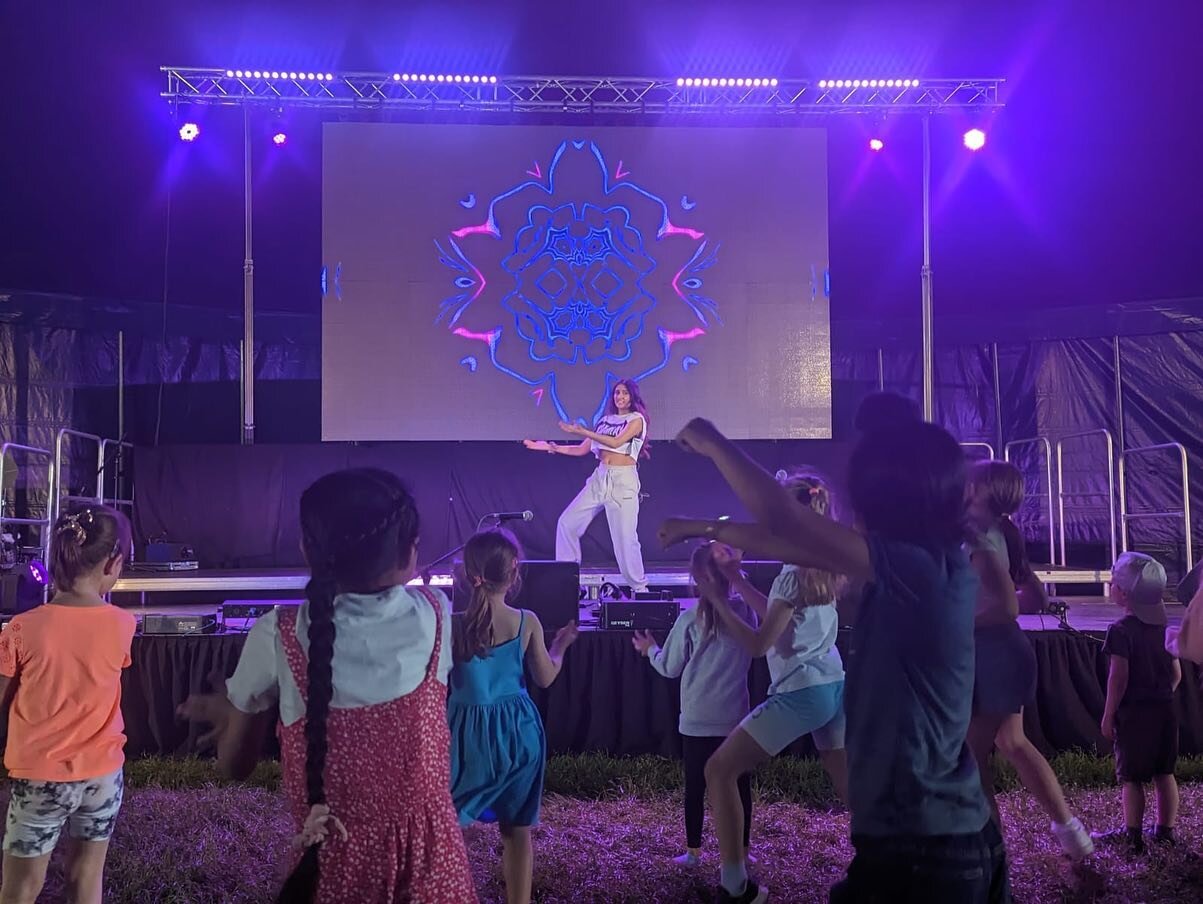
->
<box><xmin>162</xmin><ymin>69</ymin><xmax>1003</xmax><ymax>116</ymax></box>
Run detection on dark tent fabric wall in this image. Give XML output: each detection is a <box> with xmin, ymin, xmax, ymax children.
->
<box><xmin>1</xmin><ymin>290</ymin><xmax>1200</xmax><ymax>577</ymax></box>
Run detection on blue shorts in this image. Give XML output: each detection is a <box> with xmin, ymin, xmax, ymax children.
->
<box><xmin>973</xmin><ymin>623</ymin><xmax>1037</xmax><ymax>716</ymax></box>
<box><xmin>739</xmin><ymin>681</ymin><xmax>846</xmax><ymax>756</ymax></box>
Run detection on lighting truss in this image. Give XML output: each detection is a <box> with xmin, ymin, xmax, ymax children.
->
<box><xmin>163</xmin><ymin>68</ymin><xmax>1003</xmax><ymax>115</ymax></box>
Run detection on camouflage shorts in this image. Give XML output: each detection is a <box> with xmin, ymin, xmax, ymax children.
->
<box><xmin>3</xmin><ymin>769</ymin><xmax>124</xmax><ymax>858</ymax></box>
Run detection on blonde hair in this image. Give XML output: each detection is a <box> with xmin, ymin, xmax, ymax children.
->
<box><xmin>780</xmin><ymin>470</ymin><xmax>844</xmax><ymax>606</ymax></box>
<box><xmin>689</xmin><ymin>544</ymin><xmax>732</xmax><ymax>640</ymax></box>
<box><xmin>454</xmin><ymin>528</ymin><xmax>523</xmax><ymax>663</ymax></box>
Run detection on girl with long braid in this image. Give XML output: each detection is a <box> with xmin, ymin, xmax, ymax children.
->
<box><xmin>181</xmin><ymin>468</ymin><xmax>476</xmax><ymax>903</ymax></box>
<box><xmin>448</xmin><ymin>528</ymin><xmax>578</xmax><ymax>904</ymax></box>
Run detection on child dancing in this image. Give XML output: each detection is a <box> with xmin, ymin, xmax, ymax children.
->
<box><xmin>0</xmin><ymin>506</ymin><xmax>136</xmax><ymax>904</ymax></box>
<box><xmin>660</xmin><ymin>405</ymin><xmax>1008</xmax><ymax>904</ymax></box>
<box><xmin>964</xmin><ymin>460</ymin><xmax>1093</xmax><ymax>861</ymax></box>
<box><xmin>181</xmin><ymin>468</ymin><xmax>476</xmax><ymax>903</ymax></box>
<box><xmin>448</xmin><ymin>528</ymin><xmax>578</xmax><ymax>904</ymax></box>
<box><xmin>633</xmin><ymin>543</ymin><xmax>757</xmax><ymax>867</ymax></box>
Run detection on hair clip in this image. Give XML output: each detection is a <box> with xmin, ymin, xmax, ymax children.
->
<box><xmin>57</xmin><ymin>513</ymin><xmax>88</xmax><ymax>545</ymax></box>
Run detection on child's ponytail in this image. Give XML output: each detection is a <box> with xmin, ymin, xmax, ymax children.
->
<box><xmin>454</xmin><ymin>529</ymin><xmax>523</xmax><ymax>663</ymax></box>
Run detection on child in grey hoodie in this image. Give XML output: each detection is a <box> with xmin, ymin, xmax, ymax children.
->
<box><xmin>634</xmin><ymin>543</ymin><xmax>758</xmax><ymax>867</ymax></box>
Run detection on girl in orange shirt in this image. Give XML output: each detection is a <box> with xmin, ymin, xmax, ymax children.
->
<box><xmin>0</xmin><ymin>506</ymin><xmax>136</xmax><ymax>904</ymax></box>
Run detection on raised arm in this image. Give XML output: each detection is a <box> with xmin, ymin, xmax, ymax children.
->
<box><xmin>560</xmin><ymin>414</ymin><xmax>643</xmax><ymax>450</ymax></box>
<box><xmin>662</xmin><ymin>517</ymin><xmax>863</xmax><ymax>586</ymax></box>
<box><xmin>712</xmin><ymin>594</ymin><xmax>793</xmax><ymax>658</ymax></box>
<box><xmin>524</xmin><ymin>613</ymin><xmax>579</xmax><ymax>688</ymax></box>
<box><xmin>676</xmin><ymin>419</ymin><xmax>871</xmax><ymax>580</ymax></box>
<box><xmin>711</xmin><ymin>542</ymin><xmax>768</xmax><ymax>620</ymax></box>
<box><xmin>524</xmin><ymin>438</ymin><xmax>592</xmax><ymax>457</ymax></box>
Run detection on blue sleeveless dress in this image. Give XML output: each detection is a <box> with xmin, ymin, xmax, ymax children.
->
<box><xmin>447</xmin><ymin>611</ymin><xmax>547</xmax><ymax>827</ymax></box>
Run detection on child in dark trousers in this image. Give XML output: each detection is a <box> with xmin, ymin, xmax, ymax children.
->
<box><xmin>1098</xmin><ymin>552</ymin><xmax>1181</xmax><ymax>854</ymax></box>
<box><xmin>634</xmin><ymin>544</ymin><xmax>757</xmax><ymax>867</ymax></box>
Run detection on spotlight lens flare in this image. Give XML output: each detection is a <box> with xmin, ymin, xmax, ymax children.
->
<box><xmin>869</xmin><ymin>138</ymin><xmax>884</xmax><ymax>152</ymax></box>
<box><xmin>179</xmin><ymin>122</ymin><xmax>200</xmax><ymax>142</ymax></box>
<box><xmin>272</xmin><ymin>131</ymin><xmax>287</xmax><ymax>146</ymax></box>
<box><xmin>963</xmin><ymin>128</ymin><xmax>987</xmax><ymax>151</ymax></box>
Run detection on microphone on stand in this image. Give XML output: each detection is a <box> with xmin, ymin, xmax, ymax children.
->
<box><xmin>484</xmin><ymin>510</ymin><xmax>534</xmax><ymax>523</ymax></box>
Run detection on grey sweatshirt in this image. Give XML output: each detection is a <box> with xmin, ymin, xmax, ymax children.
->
<box><xmin>648</xmin><ymin>597</ymin><xmax>756</xmax><ymax>737</ymax></box>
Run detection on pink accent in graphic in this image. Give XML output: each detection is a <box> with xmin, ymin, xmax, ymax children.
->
<box><xmin>662</xmin><ymin>327</ymin><xmax>706</xmax><ymax>347</ymax></box>
<box><xmin>671</xmin><ymin>263</ymin><xmax>686</xmax><ymax>300</ymax></box>
<box><xmin>661</xmin><ymin>222</ymin><xmax>706</xmax><ymax>241</ymax></box>
<box><xmin>614</xmin><ymin>160</ymin><xmax>630</xmax><ymax>180</ymax></box>
<box><xmin>530</xmin><ymin>388</ymin><xmax>545</xmax><ymax>406</ymax></box>
<box><xmin>452</xmin><ymin>327</ymin><xmax>499</xmax><ymax>346</ymax></box>
<box><xmin>451</xmin><ymin>221</ymin><xmax>498</xmax><ymax>239</ymax></box>
<box><xmin>527</xmin><ymin>160</ymin><xmax>543</xmax><ymax>178</ymax></box>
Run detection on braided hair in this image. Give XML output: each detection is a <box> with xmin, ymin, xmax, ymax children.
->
<box><xmin>453</xmin><ymin>528</ymin><xmax>522</xmax><ymax>664</ymax></box>
<box><xmin>278</xmin><ymin>468</ymin><xmax>420</xmax><ymax>903</ymax></box>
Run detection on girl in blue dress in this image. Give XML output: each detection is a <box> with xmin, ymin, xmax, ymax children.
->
<box><xmin>448</xmin><ymin>528</ymin><xmax>578</xmax><ymax>904</ymax></box>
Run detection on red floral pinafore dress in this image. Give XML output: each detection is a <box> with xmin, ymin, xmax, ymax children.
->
<box><xmin>277</xmin><ymin>588</ymin><xmax>477</xmax><ymax>903</ymax></box>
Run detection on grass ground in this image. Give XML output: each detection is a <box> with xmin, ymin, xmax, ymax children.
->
<box><xmin>7</xmin><ymin>754</ymin><xmax>1203</xmax><ymax>903</ymax></box>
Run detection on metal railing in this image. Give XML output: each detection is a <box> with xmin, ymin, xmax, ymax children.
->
<box><xmin>1054</xmin><ymin>429</ymin><xmax>1117</xmax><ymax>568</ymax></box>
<box><xmin>1004</xmin><ymin>436</ymin><xmax>1056</xmax><ymax>564</ymax></box>
<box><xmin>960</xmin><ymin>442</ymin><xmax>996</xmax><ymax>460</ymax></box>
<box><xmin>1119</xmin><ymin>442</ymin><xmax>1193</xmax><ymax>571</ymax></box>
<box><xmin>52</xmin><ymin>429</ymin><xmax>105</xmax><ymax>529</ymax></box>
<box><xmin>0</xmin><ymin>443</ymin><xmax>55</xmax><ymax>567</ymax></box>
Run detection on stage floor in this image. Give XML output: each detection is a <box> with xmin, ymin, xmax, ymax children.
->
<box><xmin>123</xmin><ymin>596</ymin><xmax>1181</xmax><ymax>636</ymax></box>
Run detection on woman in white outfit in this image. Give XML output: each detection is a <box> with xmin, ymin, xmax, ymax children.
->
<box><xmin>523</xmin><ymin>379</ymin><xmax>649</xmax><ymax>593</ymax></box>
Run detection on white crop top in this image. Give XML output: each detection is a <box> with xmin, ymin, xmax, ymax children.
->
<box><xmin>591</xmin><ymin>412</ymin><xmax>646</xmax><ymax>460</ymax></box>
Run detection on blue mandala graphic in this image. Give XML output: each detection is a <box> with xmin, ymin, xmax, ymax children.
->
<box><xmin>435</xmin><ymin>140</ymin><xmax>722</xmax><ymax>424</ymax></box>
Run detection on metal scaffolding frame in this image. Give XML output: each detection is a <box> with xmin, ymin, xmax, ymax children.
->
<box><xmin>162</xmin><ymin>67</ymin><xmax>1005</xmax><ymax>440</ymax></box>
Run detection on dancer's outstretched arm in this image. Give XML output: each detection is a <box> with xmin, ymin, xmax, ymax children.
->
<box><xmin>673</xmin><ymin>419</ymin><xmax>871</xmax><ymax>580</ymax></box>
<box><xmin>524</xmin><ymin>438</ymin><xmax>592</xmax><ymax>457</ymax></box>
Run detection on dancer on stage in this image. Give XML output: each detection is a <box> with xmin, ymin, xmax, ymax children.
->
<box><xmin>524</xmin><ymin>379</ymin><xmax>649</xmax><ymax>594</ymax></box>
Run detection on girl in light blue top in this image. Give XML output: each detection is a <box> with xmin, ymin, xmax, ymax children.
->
<box><xmin>633</xmin><ymin>544</ymin><xmax>758</xmax><ymax>866</ymax></box>
<box><xmin>704</xmin><ymin>472</ymin><xmax>848</xmax><ymax>902</ymax></box>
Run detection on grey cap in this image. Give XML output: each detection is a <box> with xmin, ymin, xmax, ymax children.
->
<box><xmin>1112</xmin><ymin>552</ymin><xmax>1168</xmax><ymax>625</ymax></box>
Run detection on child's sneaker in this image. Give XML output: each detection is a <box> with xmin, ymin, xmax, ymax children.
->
<box><xmin>1052</xmin><ymin>817</ymin><xmax>1094</xmax><ymax>861</ymax></box>
<box><xmin>1151</xmin><ymin>825</ymin><xmax>1177</xmax><ymax>846</ymax></box>
<box><xmin>715</xmin><ymin>879</ymin><xmax>768</xmax><ymax>904</ymax></box>
<box><xmin>673</xmin><ymin>850</ymin><xmax>701</xmax><ymax>867</ymax></box>
<box><xmin>1092</xmin><ymin>827</ymin><xmax>1145</xmax><ymax>855</ymax></box>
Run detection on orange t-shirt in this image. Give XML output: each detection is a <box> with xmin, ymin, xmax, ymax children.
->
<box><xmin>0</xmin><ymin>603</ymin><xmax>136</xmax><ymax>781</ymax></box>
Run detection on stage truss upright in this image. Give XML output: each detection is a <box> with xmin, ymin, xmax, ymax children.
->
<box><xmin>163</xmin><ymin>68</ymin><xmax>1005</xmax><ymax>435</ymax></box>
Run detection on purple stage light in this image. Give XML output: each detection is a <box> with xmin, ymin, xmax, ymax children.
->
<box><xmin>272</xmin><ymin>131</ymin><xmax>287</xmax><ymax>146</ymax></box>
<box><xmin>178</xmin><ymin>122</ymin><xmax>200</xmax><ymax>142</ymax></box>
<box><xmin>869</xmin><ymin>138</ymin><xmax>884</xmax><ymax>152</ymax></box>
<box><xmin>27</xmin><ymin>561</ymin><xmax>48</xmax><ymax>585</ymax></box>
<box><xmin>225</xmin><ymin>69</ymin><xmax>234</xmax><ymax>77</ymax></box>
<box><xmin>288</xmin><ymin>72</ymin><xmax>297</xmax><ymax>80</ymax></box>
<box><xmin>769</xmin><ymin>78</ymin><xmax>778</xmax><ymax>86</ymax></box>
<box><xmin>489</xmin><ymin>76</ymin><xmax>497</xmax><ymax>83</ymax></box>
<box><xmin>253</xmin><ymin>70</ymin><xmax>262</xmax><ymax>79</ymax></box>
<box><xmin>963</xmin><ymin>128</ymin><xmax>987</xmax><ymax>151</ymax></box>
<box><xmin>325</xmin><ymin>73</ymin><xmax>334</xmax><ymax>81</ymax></box>
<box><xmin>235</xmin><ymin>70</ymin><xmax>244</xmax><ymax>78</ymax></box>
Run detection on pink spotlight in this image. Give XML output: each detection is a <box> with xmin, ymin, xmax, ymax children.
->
<box><xmin>178</xmin><ymin>122</ymin><xmax>200</xmax><ymax>142</ymax></box>
<box><xmin>869</xmin><ymin>138</ymin><xmax>884</xmax><ymax>152</ymax></box>
<box><xmin>963</xmin><ymin>128</ymin><xmax>987</xmax><ymax>151</ymax></box>
<box><xmin>272</xmin><ymin>131</ymin><xmax>287</xmax><ymax>146</ymax></box>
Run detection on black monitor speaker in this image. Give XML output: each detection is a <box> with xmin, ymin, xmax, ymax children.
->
<box><xmin>451</xmin><ymin>560</ymin><xmax>581</xmax><ymax>631</ymax></box>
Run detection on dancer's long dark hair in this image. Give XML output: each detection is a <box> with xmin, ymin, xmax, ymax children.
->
<box><xmin>453</xmin><ymin>528</ymin><xmax>523</xmax><ymax>664</ymax></box>
<box><xmin>603</xmin><ymin>377</ymin><xmax>651</xmax><ymax>460</ymax></box>
<box><xmin>278</xmin><ymin>468</ymin><xmax>420</xmax><ymax>904</ymax></box>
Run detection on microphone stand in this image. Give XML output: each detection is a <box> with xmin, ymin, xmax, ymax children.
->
<box><xmin>417</xmin><ymin>514</ymin><xmax>502</xmax><ymax>585</ymax></box>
